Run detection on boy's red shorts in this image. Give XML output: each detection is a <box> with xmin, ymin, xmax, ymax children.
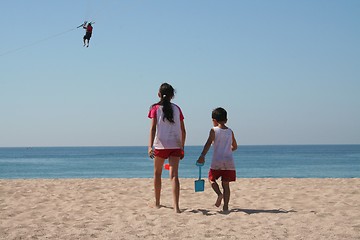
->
<box><xmin>154</xmin><ymin>149</ymin><xmax>184</xmax><ymax>159</ymax></box>
<box><xmin>209</xmin><ymin>169</ymin><xmax>236</xmax><ymax>182</ymax></box>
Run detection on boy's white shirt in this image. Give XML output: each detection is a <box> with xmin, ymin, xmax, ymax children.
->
<box><xmin>211</xmin><ymin>127</ymin><xmax>236</xmax><ymax>170</ymax></box>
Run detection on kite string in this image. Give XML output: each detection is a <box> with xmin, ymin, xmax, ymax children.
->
<box><xmin>0</xmin><ymin>27</ymin><xmax>79</xmax><ymax>57</ymax></box>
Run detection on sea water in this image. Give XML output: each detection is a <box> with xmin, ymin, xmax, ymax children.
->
<box><xmin>0</xmin><ymin>145</ymin><xmax>359</xmax><ymax>179</ymax></box>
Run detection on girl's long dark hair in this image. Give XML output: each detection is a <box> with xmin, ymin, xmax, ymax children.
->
<box><xmin>152</xmin><ymin>83</ymin><xmax>175</xmax><ymax>123</ymax></box>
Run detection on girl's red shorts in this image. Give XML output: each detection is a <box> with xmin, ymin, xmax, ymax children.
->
<box><xmin>209</xmin><ymin>169</ymin><xmax>236</xmax><ymax>182</ymax></box>
<box><xmin>154</xmin><ymin>149</ymin><xmax>184</xmax><ymax>159</ymax></box>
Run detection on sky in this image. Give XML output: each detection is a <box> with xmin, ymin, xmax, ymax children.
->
<box><xmin>1</xmin><ymin>0</ymin><xmax>359</xmax><ymax>147</ymax></box>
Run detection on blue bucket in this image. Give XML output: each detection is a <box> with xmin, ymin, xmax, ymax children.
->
<box><xmin>195</xmin><ymin>162</ymin><xmax>205</xmax><ymax>192</ymax></box>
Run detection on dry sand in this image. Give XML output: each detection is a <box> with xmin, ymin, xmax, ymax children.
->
<box><xmin>1</xmin><ymin>178</ymin><xmax>359</xmax><ymax>239</ymax></box>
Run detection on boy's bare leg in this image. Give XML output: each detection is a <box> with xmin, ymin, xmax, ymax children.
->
<box><xmin>210</xmin><ymin>180</ymin><xmax>223</xmax><ymax>207</ymax></box>
<box><xmin>222</xmin><ymin>181</ymin><xmax>230</xmax><ymax>212</ymax></box>
<box><xmin>169</xmin><ymin>156</ymin><xmax>181</xmax><ymax>213</ymax></box>
<box><xmin>153</xmin><ymin>157</ymin><xmax>165</xmax><ymax>208</ymax></box>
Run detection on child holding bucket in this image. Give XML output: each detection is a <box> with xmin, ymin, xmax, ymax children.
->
<box><xmin>148</xmin><ymin>83</ymin><xmax>186</xmax><ymax>213</ymax></box>
<box><xmin>197</xmin><ymin>107</ymin><xmax>238</xmax><ymax>212</ymax></box>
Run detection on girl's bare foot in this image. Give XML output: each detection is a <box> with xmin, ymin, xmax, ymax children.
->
<box><xmin>148</xmin><ymin>202</ymin><xmax>161</xmax><ymax>209</ymax></box>
<box><xmin>215</xmin><ymin>194</ymin><xmax>223</xmax><ymax>207</ymax></box>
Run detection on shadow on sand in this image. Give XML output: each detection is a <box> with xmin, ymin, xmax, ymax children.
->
<box><xmin>230</xmin><ymin>208</ymin><xmax>297</xmax><ymax>215</ymax></box>
<box><xmin>188</xmin><ymin>208</ymin><xmax>296</xmax><ymax>216</ymax></box>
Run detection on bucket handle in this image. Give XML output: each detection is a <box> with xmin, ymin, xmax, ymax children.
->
<box><xmin>196</xmin><ymin>162</ymin><xmax>204</xmax><ymax>180</ymax></box>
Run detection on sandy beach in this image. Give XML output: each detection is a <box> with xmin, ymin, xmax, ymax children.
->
<box><xmin>1</xmin><ymin>178</ymin><xmax>359</xmax><ymax>239</ymax></box>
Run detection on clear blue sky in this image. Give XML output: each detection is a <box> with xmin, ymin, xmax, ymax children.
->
<box><xmin>1</xmin><ymin>0</ymin><xmax>359</xmax><ymax>147</ymax></box>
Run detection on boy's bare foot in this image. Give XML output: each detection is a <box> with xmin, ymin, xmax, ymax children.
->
<box><xmin>220</xmin><ymin>209</ymin><xmax>230</xmax><ymax>215</ymax></box>
<box><xmin>175</xmin><ymin>208</ymin><xmax>181</xmax><ymax>213</ymax></box>
<box><xmin>215</xmin><ymin>194</ymin><xmax>223</xmax><ymax>207</ymax></box>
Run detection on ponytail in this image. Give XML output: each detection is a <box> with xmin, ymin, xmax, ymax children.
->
<box><xmin>151</xmin><ymin>83</ymin><xmax>175</xmax><ymax>123</ymax></box>
<box><xmin>161</xmin><ymin>94</ymin><xmax>174</xmax><ymax>123</ymax></box>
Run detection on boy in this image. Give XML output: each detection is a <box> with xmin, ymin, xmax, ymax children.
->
<box><xmin>197</xmin><ymin>107</ymin><xmax>238</xmax><ymax>212</ymax></box>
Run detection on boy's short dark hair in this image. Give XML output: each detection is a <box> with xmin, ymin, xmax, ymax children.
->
<box><xmin>212</xmin><ymin>107</ymin><xmax>227</xmax><ymax>122</ymax></box>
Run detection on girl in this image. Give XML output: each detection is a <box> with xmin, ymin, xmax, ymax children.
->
<box><xmin>148</xmin><ymin>83</ymin><xmax>186</xmax><ymax>213</ymax></box>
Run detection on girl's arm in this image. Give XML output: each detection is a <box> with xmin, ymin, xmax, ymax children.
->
<box><xmin>231</xmin><ymin>131</ymin><xmax>238</xmax><ymax>151</ymax></box>
<box><xmin>197</xmin><ymin>128</ymin><xmax>215</xmax><ymax>164</ymax></box>
<box><xmin>180</xmin><ymin>120</ymin><xmax>186</xmax><ymax>149</ymax></box>
<box><xmin>148</xmin><ymin>118</ymin><xmax>157</xmax><ymax>158</ymax></box>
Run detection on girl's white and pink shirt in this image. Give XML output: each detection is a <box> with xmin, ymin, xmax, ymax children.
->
<box><xmin>148</xmin><ymin>103</ymin><xmax>184</xmax><ymax>150</ymax></box>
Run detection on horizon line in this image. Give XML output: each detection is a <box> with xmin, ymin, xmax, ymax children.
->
<box><xmin>1</xmin><ymin>143</ymin><xmax>360</xmax><ymax>148</ymax></box>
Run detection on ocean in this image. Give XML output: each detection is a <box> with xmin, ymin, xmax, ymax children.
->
<box><xmin>0</xmin><ymin>145</ymin><xmax>359</xmax><ymax>179</ymax></box>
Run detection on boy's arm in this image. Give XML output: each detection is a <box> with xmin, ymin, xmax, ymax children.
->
<box><xmin>197</xmin><ymin>129</ymin><xmax>215</xmax><ymax>164</ymax></box>
<box><xmin>148</xmin><ymin>118</ymin><xmax>157</xmax><ymax>158</ymax></box>
<box><xmin>231</xmin><ymin>131</ymin><xmax>238</xmax><ymax>151</ymax></box>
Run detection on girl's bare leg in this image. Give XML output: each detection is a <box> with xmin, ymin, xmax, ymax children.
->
<box><xmin>210</xmin><ymin>180</ymin><xmax>223</xmax><ymax>207</ymax></box>
<box><xmin>222</xmin><ymin>181</ymin><xmax>230</xmax><ymax>212</ymax></box>
<box><xmin>153</xmin><ymin>157</ymin><xmax>165</xmax><ymax>208</ymax></box>
<box><xmin>169</xmin><ymin>156</ymin><xmax>181</xmax><ymax>213</ymax></box>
